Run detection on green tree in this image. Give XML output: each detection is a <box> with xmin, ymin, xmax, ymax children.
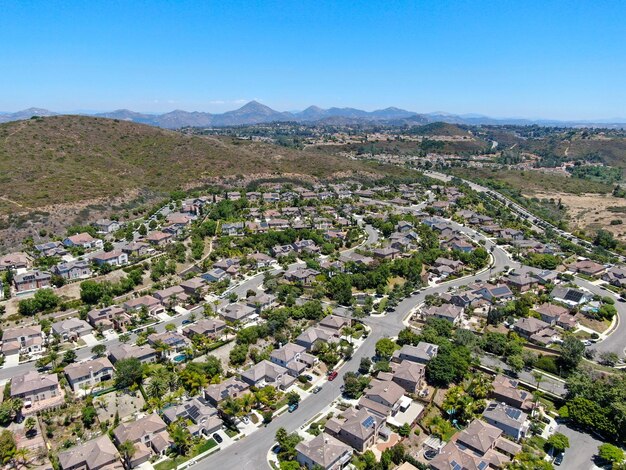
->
<box><xmin>375</xmin><ymin>338</ymin><xmax>397</xmax><ymax>360</ymax></box>
<box><xmin>119</xmin><ymin>440</ymin><xmax>136</xmax><ymax>468</ymax></box>
<box><xmin>0</xmin><ymin>430</ymin><xmax>16</xmax><ymax>465</ymax></box>
<box><xmin>598</xmin><ymin>444</ymin><xmax>624</xmax><ymax>465</ymax></box>
<box><xmin>286</xmin><ymin>392</ymin><xmax>300</xmax><ymax>407</ymax></box>
<box><xmin>114</xmin><ymin>358</ymin><xmax>144</xmax><ymax>389</ymax></box>
<box><xmin>342</xmin><ymin>372</ymin><xmax>370</xmax><ymax>399</ymax></box>
<box><xmin>560</xmin><ymin>336</ymin><xmax>584</xmax><ymax>371</ymax></box>
<box><xmin>545</xmin><ymin>433</ymin><xmax>570</xmax><ymax>454</ymax></box>
<box><xmin>81</xmin><ymin>405</ymin><xmax>97</xmax><ymax>428</ymax></box>
<box><xmin>326</xmin><ymin>274</ymin><xmax>353</xmax><ymax>306</ymax></box>
<box><xmin>91</xmin><ymin>344</ymin><xmax>107</xmax><ymax>357</ymax></box>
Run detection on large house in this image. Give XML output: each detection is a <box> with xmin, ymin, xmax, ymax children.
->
<box><xmin>64</xmin><ymin>357</ymin><xmax>115</xmax><ymax>393</ymax></box>
<box><xmin>482</xmin><ymin>401</ymin><xmax>530</xmax><ymax>441</ymax></box>
<box><xmin>550</xmin><ymin>286</ymin><xmax>591</xmax><ymax>307</ymax></box>
<box><xmin>161</xmin><ymin>397</ymin><xmax>222</xmax><ymax>437</ymax></box>
<box><xmin>58</xmin><ymin>435</ymin><xmax>121</xmax><ymax>470</ymax></box>
<box><xmin>13</xmin><ymin>270</ymin><xmax>51</xmax><ymax>293</ymax></box>
<box><xmin>325</xmin><ymin>407</ymin><xmax>383</xmax><ymax>453</ymax></box>
<box><xmin>11</xmin><ymin>371</ymin><xmax>64</xmax><ymax>414</ymax></box>
<box><xmin>0</xmin><ymin>252</ymin><xmax>30</xmax><ymax>271</ymax></box>
<box><xmin>147</xmin><ymin>331</ymin><xmax>190</xmax><ymax>359</ymax></box>
<box><xmin>220</xmin><ymin>303</ymin><xmax>256</xmax><ymax>324</ymax></box>
<box><xmin>240</xmin><ymin>360</ymin><xmax>295</xmax><ymax>390</ymax></box>
<box><xmin>92</xmin><ymin>250</ymin><xmax>128</xmax><ymax>267</ymax></box>
<box><xmin>123</xmin><ymin>295</ymin><xmax>165</xmax><ymax>317</ymax></box>
<box><xmin>1</xmin><ymin>324</ymin><xmax>44</xmax><ymax>356</ymax></box>
<box><xmin>358</xmin><ymin>379</ymin><xmax>406</xmax><ymax>418</ymax></box>
<box><xmin>112</xmin><ymin>413</ymin><xmax>172</xmax><ymax>467</ymax></box>
<box><xmin>270</xmin><ymin>342</ymin><xmax>317</xmax><ymax>377</ymax></box>
<box><xmin>491</xmin><ymin>375</ymin><xmax>534</xmax><ymax>411</ymax></box>
<box><xmin>63</xmin><ymin>233</ymin><xmax>104</xmax><ymax>250</ymax></box>
<box><xmin>203</xmin><ymin>377</ymin><xmax>249</xmax><ymax>406</ymax></box>
<box><xmin>296</xmin><ymin>326</ymin><xmax>340</xmax><ymax>351</ymax></box>
<box><xmin>392</xmin><ymin>342</ymin><xmax>439</xmax><ymax>364</ymax></box>
<box><xmin>93</xmin><ymin>219</ymin><xmax>121</xmax><ymax>234</ymax></box>
<box><xmin>182</xmin><ymin>318</ymin><xmax>226</xmax><ymax>339</ymax></box>
<box><xmin>108</xmin><ymin>344</ymin><xmax>158</xmax><ymax>364</ymax></box>
<box><xmin>421</xmin><ymin>304</ymin><xmax>463</xmax><ymax>324</ymax></box>
<box><xmin>87</xmin><ymin>305</ymin><xmax>129</xmax><ymax>331</ymax></box>
<box><xmin>52</xmin><ymin>260</ymin><xmax>93</xmax><ymax>281</ymax></box>
<box><xmin>295</xmin><ymin>433</ymin><xmax>353</xmax><ymax>470</ymax></box>
<box><xmin>52</xmin><ymin>318</ymin><xmax>93</xmax><ymax>342</ymax></box>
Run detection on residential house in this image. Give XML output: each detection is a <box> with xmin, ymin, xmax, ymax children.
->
<box><xmin>504</xmin><ymin>270</ymin><xmax>539</xmax><ymax>292</ymax></box>
<box><xmin>325</xmin><ymin>407</ymin><xmax>383</xmax><ymax>453</ymax></box>
<box><xmin>240</xmin><ymin>359</ymin><xmax>295</xmax><ymax>390</ymax></box>
<box><xmin>34</xmin><ymin>241</ymin><xmax>67</xmax><ymax>258</ymax></box>
<box><xmin>58</xmin><ymin>435</ymin><xmax>121</xmax><ymax>470</ymax></box>
<box><xmin>513</xmin><ymin>317</ymin><xmax>550</xmax><ymax>339</ymax></box>
<box><xmin>534</xmin><ymin>303</ymin><xmax>577</xmax><ymax>330</ymax></box>
<box><xmin>602</xmin><ymin>266</ymin><xmax>626</xmax><ymax>288</ymax></box>
<box><xmin>429</xmin><ymin>419</ymin><xmax>521</xmax><ymax>470</ymax></box>
<box><xmin>0</xmin><ymin>252</ymin><xmax>30</xmax><ymax>271</ymax></box>
<box><xmin>295</xmin><ymin>433</ymin><xmax>353</xmax><ymax>470</ymax></box>
<box><xmin>51</xmin><ymin>318</ymin><xmax>93</xmax><ymax>342</ymax></box>
<box><xmin>120</xmin><ymin>241</ymin><xmax>151</xmax><ymax>258</ymax></box>
<box><xmin>146</xmin><ymin>231</ymin><xmax>173</xmax><ymax>246</ymax></box>
<box><xmin>246</xmin><ymin>292</ymin><xmax>276</xmax><ymax>312</ymax></box>
<box><xmin>63</xmin><ymin>233</ymin><xmax>104</xmax><ymax>250</ymax></box>
<box><xmin>147</xmin><ymin>331</ymin><xmax>190</xmax><ymax>359</ymax></box>
<box><xmin>221</xmin><ymin>222</ymin><xmax>244</xmax><ymax>236</ymax></box>
<box><xmin>446</xmin><ymin>237</ymin><xmax>474</xmax><ymax>253</ymax></box>
<box><xmin>108</xmin><ymin>344</ymin><xmax>158</xmax><ymax>364</ymax></box>
<box><xmin>491</xmin><ymin>375</ymin><xmax>534</xmax><ymax>411</ymax></box>
<box><xmin>292</xmin><ymin>239</ymin><xmax>320</xmax><ymax>254</ymax></box>
<box><xmin>473</xmin><ymin>283</ymin><xmax>514</xmax><ymax>303</ymax></box>
<box><xmin>220</xmin><ymin>303</ymin><xmax>256</xmax><ymax>324</ymax></box>
<box><xmin>296</xmin><ymin>326</ymin><xmax>340</xmax><ymax>351</ymax></box>
<box><xmin>421</xmin><ymin>304</ymin><xmax>463</xmax><ymax>324</ymax></box>
<box><xmin>64</xmin><ymin>357</ymin><xmax>114</xmax><ymax>393</ymax></box>
<box><xmin>11</xmin><ymin>371</ymin><xmax>64</xmax><ymax>414</ymax></box>
<box><xmin>161</xmin><ymin>397</ymin><xmax>222</xmax><ymax>437</ymax></box>
<box><xmin>52</xmin><ymin>260</ymin><xmax>92</xmax><ymax>281</ymax></box>
<box><xmin>270</xmin><ymin>342</ymin><xmax>317</xmax><ymax>377</ymax></box>
<box><xmin>203</xmin><ymin>377</ymin><xmax>249</xmax><ymax>406</ymax></box>
<box><xmin>372</xmin><ymin>247</ymin><xmax>400</xmax><ymax>260</ymax></box>
<box><xmin>319</xmin><ymin>315</ymin><xmax>351</xmax><ymax>332</ymax></box>
<box><xmin>567</xmin><ymin>259</ymin><xmax>606</xmax><ymax>277</ymax></box>
<box><xmin>112</xmin><ymin>413</ymin><xmax>172</xmax><ymax>467</ymax></box>
<box><xmin>87</xmin><ymin>305</ymin><xmax>129</xmax><ymax>331</ymax></box>
<box><xmin>339</xmin><ymin>252</ymin><xmax>374</xmax><ymax>267</ymax></box>
<box><xmin>153</xmin><ymin>285</ymin><xmax>187</xmax><ymax>308</ymax></box>
<box><xmin>358</xmin><ymin>379</ymin><xmax>405</xmax><ymax>418</ymax></box>
<box><xmin>550</xmin><ymin>286</ymin><xmax>591</xmax><ymax>307</ymax></box>
<box><xmin>1</xmin><ymin>325</ymin><xmax>44</xmax><ymax>356</ymax></box>
<box><xmin>285</xmin><ymin>268</ymin><xmax>320</xmax><ymax>285</ymax></box>
<box><xmin>92</xmin><ymin>250</ymin><xmax>128</xmax><ymax>267</ymax></box>
<box><xmin>182</xmin><ymin>318</ymin><xmax>226</xmax><ymax>339</ymax></box>
<box><xmin>385</xmin><ymin>360</ymin><xmax>425</xmax><ymax>394</ymax></box>
<box><xmin>93</xmin><ymin>219</ymin><xmax>121</xmax><ymax>234</ymax></box>
<box><xmin>123</xmin><ymin>295</ymin><xmax>165</xmax><ymax>317</ymax></box>
<box><xmin>482</xmin><ymin>401</ymin><xmax>529</xmax><ymax>441</ymax></box>
<box><xmin>272</xmin><ymin>244</ymin><xmax>294</xmax><ymax>258</ymax></box>
<box><xmin>180</xmin><ymin>277</ymin><xmax>207</xmax><ymax>297</ymax></box>
<box><xmin>201</xmin><ymin>268</ymin><xmax>228</xmax><ymax>283</ymax></box>
<box><xmin>392</xmin><ymin>342</ymin><xmax>439</xmax><ymax>364</ymax></box>
<box><xmin>13</xmin><ymin>270</ymin><xmax>51</xmax><ymax>293</ymax></box>
<box><xmin>249</xmin><ymin>252</ymin><xmax>274</xmax><ymax>268</ymax></box>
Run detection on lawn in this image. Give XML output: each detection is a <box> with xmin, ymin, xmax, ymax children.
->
<box><xmin>154</xmin><ymin>438</ymin><xmax>218</xmax><ymax>470</ymax></box>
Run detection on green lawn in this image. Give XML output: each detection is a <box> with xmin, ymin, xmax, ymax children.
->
<box><xmin>153</xmin><ymin>438</ymin><xmax>218</xmax><ymax>470</ymax></box>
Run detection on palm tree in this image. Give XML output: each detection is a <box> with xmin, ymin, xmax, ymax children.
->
<box><xmin>147</xmin><ymin>376</ymin><xmax>167</xmax><ymax>400</ymax></box>
<box><xmin>47</xmin><ymin>350</ymin><xmax>59</xmax><ymax>369</ymax></box>
<box><xmin>24</xmin><ymin>417</ymin><xmax>36</xmax><ymax>437</ymax></box>
<box><xmin>119</xmin><ymin>440</ymin><xmax>136</xmax><ymax>469</ymax></box>
<box><xmin>13</xmin><ymin>448</ymin><xmax>30</xmax><ymax>467</ymax></box>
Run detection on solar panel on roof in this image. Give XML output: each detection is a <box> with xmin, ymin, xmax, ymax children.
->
<box><xmin>564</xmin><ymin>290</ymin><xmax>584</xmax><ymax>302</ymax></box>
<box><xmin>478</xmin><ymin>461</ymin><xmax>488</xmax><ymax>470</ymax></box>
<box><xmin>362</xmin><ymin>416</ymin><xmax>375</xmax><ymax>428</ymax></box>
<box><xmin>505</xmin><ymin>408</ymin><xmax>522</xmax><ymax>421</ymax></box>
<box><xmin>451</xmin><ymin>461</ymin><xmax>462</xmax><ymax>470</ymax></box>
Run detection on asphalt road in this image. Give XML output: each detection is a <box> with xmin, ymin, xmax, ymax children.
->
<box><xmin>556</xmin><ymin>423</ymin><xmax>604</xmax><ymax>470</ymax></box>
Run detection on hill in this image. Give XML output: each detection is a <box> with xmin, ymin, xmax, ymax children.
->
<box><xmin>0</xmin><ymin>115</ymin><xmax>412</xmax><ymax>212</ymax></box>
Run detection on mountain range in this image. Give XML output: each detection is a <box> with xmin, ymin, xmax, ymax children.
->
<box><xmin>1</xmin><ymin>102</ymin><xmax>625</xmax><ymax>129</ymax></box>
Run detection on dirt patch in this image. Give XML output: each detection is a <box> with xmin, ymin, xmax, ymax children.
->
<box><xmin>530</xmin><ymin>191</ymin><xmax>626</xmax><ymax>240</ymax></box>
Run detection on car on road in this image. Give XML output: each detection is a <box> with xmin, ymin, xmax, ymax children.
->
<box><xmin>553</xmin><ymin>453</ymin><xmax>563</xmax><ymax>466</ymax></box>
<box><xmin>288</xmin><ymin>403</ymin><xmax>299</xmax><ymax>413</ymax></box>
<box><xmin>312</xmin><ymin>386</ymin><xmax>322</xmax><ymax>394</ymax></box>
<box><xmin>181</xmin><ymin>319</ymin><xmax>192</xmax><ymax>325</ymax></box>
<box><xmin>212</xmin><ymin>433</ymin><xmax>223</xmax><ymax>444</ymax></box>
<box><xmin>328</xmin><ymin>371</ymin><xmax>338</xmax><ymax>381</ymax></box>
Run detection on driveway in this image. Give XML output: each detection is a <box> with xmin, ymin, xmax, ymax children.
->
<box><xmin>556</xmin><ymin>423</ymin><xmax>604</xmax><ymax>470</ymax></box>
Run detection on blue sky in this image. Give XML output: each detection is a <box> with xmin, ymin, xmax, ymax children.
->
<box><xmin>1</xmin><ymin>0</ymin><xmax>625</xmax><ymax>119</ymax></box>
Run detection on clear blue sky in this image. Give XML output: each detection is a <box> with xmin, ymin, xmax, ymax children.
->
<box><xmin>1</xmin><ymin>0</ymin><xmax>625</xmax><ymax>119</ymax></box>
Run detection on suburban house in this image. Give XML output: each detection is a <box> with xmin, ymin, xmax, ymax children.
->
<box><xmin>482</xmin><ymin>401</ymin><xmax>530</xmax><ymax>441</ymax></box>
<box><xmin>249</xmin><ymin>252</ymin><xmax>275</xmax><ymax>268</ymax></box>
<box><xmin>0</xmin><ymin>252</ymin><xmax>30</xmax><ymax>271</ymax></box>
<box><xmin>153</xmin><ymin>285</ymin><xmax>187</xmax><ymax>308</ymax></box>
<box><xmin>295</xmin><ymin>433</ymin><xmax>353</xmax><ymax>470</ymax></box>
<box><xmin>179</xmin><ymin>277</ymin><xmax>206</xmax><ymax>297</ymax></box>
<box><xmin>473</xmin><ymin>283</ymin><xmax>514</xmax><ymax>303</ymax></box>
<box><xmin>567</xmin><ymin>259</ymin><xmax>606</xmax><ymax>277</ymax></box>
<box><xmin>120</xmin><ymin>241</ymin><xmax>152</xmax><ymax>258</ymax></box>
<box><xmin>64</xmin><ymin>357</ymin><xmax>115</xmax><ymax>393</ymax></box>
<box><xmin>246</xmin><ymin>292</ymin><xmax>276</xmax><ymax>312</ymax></box>
<box><xmin>270</xmin><ymin>342</ymin><xmax>317</xmax><ymax>377</ymax></box>
<box><xmin>372</xmin><ymin>247</ymin><xmax>400</xmax><ymax>260</ymax></box>
<box><xmin>358</xmin><ymin>379</ymin><xmax>406</xmax><ymax>418</ymax></box>
<box><xmin>504</xmin><ymin>271</ymin><xmax>539</xmax><ymax>292</ymax></box>
<box><xmin>220</xmin><ymin>303</ymin><xmax>256</xmax><ymax>324</ymax></box>
<box><xmin>296</xmin><ymin>326</ymin><xmax>340</xmax><ymax>351</ymax></box>
<box><xmin>240</xmin><ymin>360</ymin><xmax>295</xmax><ymax>390</ymax></box>
<box><xmin>13</xmin><ymin>270</ymin><xmax>51</xmax><ymax>293</ymax></box>
<box><xmin>221</xmin><ymin>222</ymin><xmax>244</xmax><ymax>236</ymax></box>
<box><xmin>146</xmin><ymin>231</ymin><xmax>174</xmax><ymax>246</ymax></box>
<box><xmin>182</xmin><ymin>318</ymin><xmax>226</xmax><ymax>339</ymax></box>
<box><xmin>161</xmin><ymin>397</ymin><xmax>222</xmax><ymax>437</ymax></box>
<box><xmin>93</xmin><ymin>219</ymin><xmax>121</xmax><ymax>234</ymax></box>
<box><xmin>550</xmin><ymin>286</ymin><xmax>591</xmax><ymax>307</ymax></box>
<box><xmin>318</xmin><ymin>315</ymin><xmax>351</xmax><ymax>332</ymax></box>
<box><xmin>58</xmin><ymin>435</ymin><xmax>121</xmax><ymax>470</ymax></box>
<box><xmin>284</xmin><ymin>267</ymin><xmax>320</xmax><ymax>285</ymax></box>
<box><xmin>1</xmin><ymin>324</ymin><xmax>44</xmax><ymax>356</ymax></box>
<box><xmin>421</xmin><ymin>304</ymin><xmax>463</xmax><ymax>324</ymax></box>
<box><xmin>513</xmin><ymin>317</ymin><xmax>557</xmax><ymax>345</ymax></box>
<box><xmin>34</xmin><ymin>241</ymin><xmax>67</xmax><ymax>258</ymax></box>
<box><xmin>108</xmin><ymin>344</ymin><xmax>158</xmax><ymax>364</ymax></box>
<box><xmin>325</xmin><ymin>407</ymin><xmax>383</xmax><ymax>453</ymax></box>
<box><xmin>87</xmin><ymin>305</ymin><xmax>130</xmax><ymax>331</ymax></box>
<box><xmin>203</xmin><ymin>377</ymin><xmax>250</xmax><ymax>406</ymax></box>
<box><xmin>11</xmin><ymin>371</ymin><xmax>64</xmax><ymax>414</ymax></box>
<box><xmin>63</xmin><ymin>233</ymin><xmax>104</xmax><ymax>250</ymax></box>
<box><xmin>534</xmin><ymin>303</ymin><xmax>577</xmax><ymax>330</ymax></box>
<box><xmin>491</xmin><ymin>375</ymin><xmax>534</xmax><ymax>411</ymax></box>
<box><xmin>602</xmin><ymin>266</ymin><xmax>626</xmax><ymax>287</ymax></box>
<box><xmin>92</xmin><ymin>250</ymin><xmax>128</xmax><ymax>266</ymax></box>
<box><xmin>383</xmin><ymin>360</ymin><xmax>425</xmax><ymax>394</ymax></box>
<box><xmin>52</xmin><ymin>260</ymin><xmax>92</xmax><ymax>281</ymax></box>
<box><xmin>123</xmin><ymin>295</ymin><xmax>165</xmax><ymax>317</ymax></box>
<box><xmin>429</xmin><ymin>419</ymin><xmax>521</xmax><ymax>470</ymax></box>
<box><xmin>147</xmin><ymin>331</ymin><xmax>191</xmax><ymax>359</ymax></box>
<box><xmin>392</xmin><ymin>342</ymin><xmax>439</xmax><ymax>364</ymax></box>
<box><xmin>112</xmin><ymin>413</ymin><xmax>172</xmax><ymax>467</ymax></box>
<box><xmin>201</xmin><ymin>268</ymin><xmax>228</xmax><ymax>283</ymax></box>
<box><xmin>51</xmin><ymin>318</ymin><xmax>93</xmax><ymax>342</ymax></box>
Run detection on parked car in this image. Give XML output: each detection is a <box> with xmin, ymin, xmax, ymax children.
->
<box><xmin>328</xmin><ymin>370</ymin><xmax>338</xmax><ymax>381</ymax></box>
<box><xmin>182</xmin><ymin>319</ymin><xmax>192</xmax><ymax>325</ymax></box>
<box><xmin>212</xmin><ymin>433</ymin><xmax>223</xmax><ymax>444</ymax></box>
<box><xmin>312</xmin><ymin>386</ymin><xmax>322</xmax><ymax>394</ymax></box>
<box><xmin>303</xmin><ymin>374</ymin><xmax>313</xmax><ymax>381</ymax></box>
<box><xmin>553</xmin><ymin>453</ymin><xmax>563</xmax><ymax>466</ymax></box>
<box><xmin>288</xmin><ymin>403</ymin><xmax>299</xmax><ymax>413</ymax></box>
<box><xmin>241</xmin><ymin>415</ymin><xmax>250</xmax><ymax>424</ymax></box>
